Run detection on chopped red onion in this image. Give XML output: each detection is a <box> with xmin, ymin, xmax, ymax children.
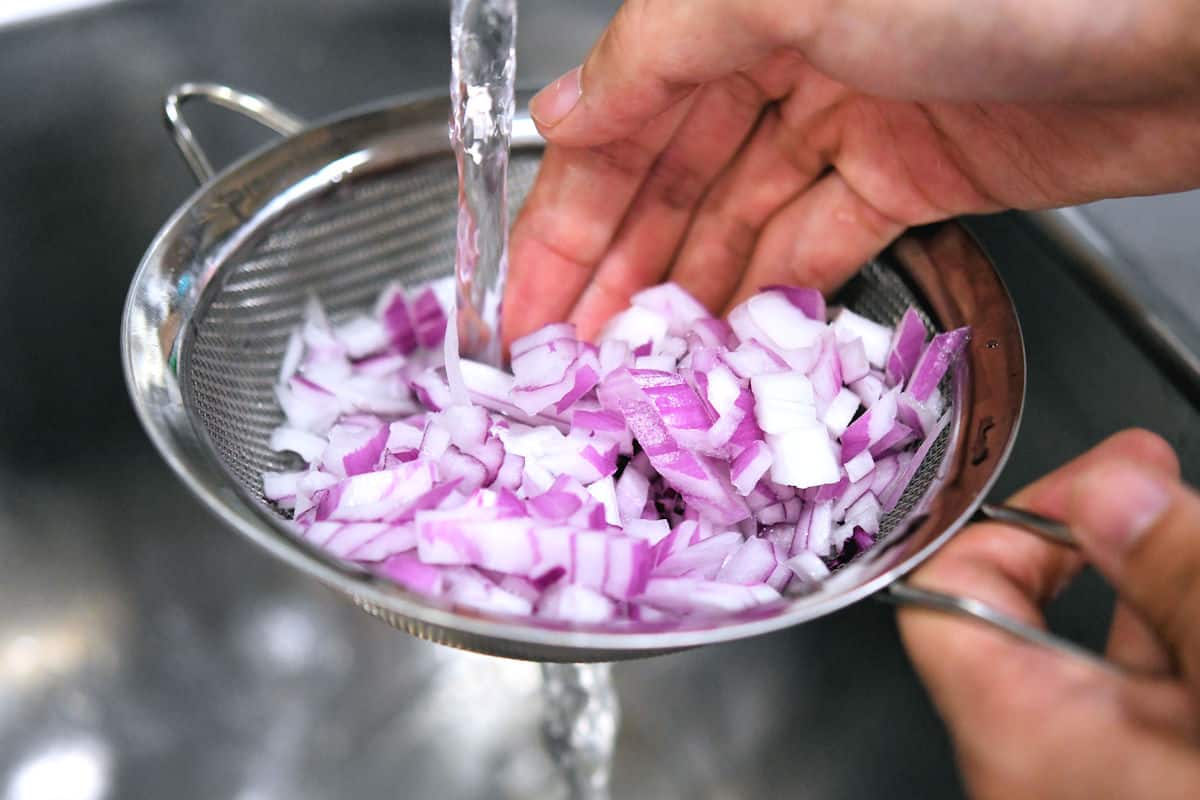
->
<box><xmin>378</xmin><ymin>284</ymin><xmax>419</xmax><ymax>355</ymax></box>
<box><xmin>632</xmin><ymin>282</ymin><xmax>712</xmax><ymax>334</ymax></box>
<box><xmin>443</xmin><ymin>567</ymin><xmax>534</xmax><ymax>616</ymax></box>
<box><xmin>716</xmin><ymin>537</ymin><xmax>778</xmax><ymax>585</ymax></box>
<box><xmin>761</xmin><ymin>285</ymin><xmax>826</xmax><ymax>321</ymax></box>
<box><xmin>335</xmin><ymin>315</ymin><xmax>390</xmax><ymax>359</ymax></box>
<box><xmin>270</xmin><ymin>427</ymin><xmax>329</xmax><ymax>463</ymax></box>
<box><xmin>315</xmin><ymin>462</ymin><xmax>437</xmax><ymax>522</ymax></box>
<box><xmin>599</xmin><ymin>305</ymin><xmax>669</xmax><ymax>349</ymax></box>
<box><xmin>907</xmin><ymin>328</ymin><xmax>970</xmax><ymax>401</ymax></box>
<box><xmin>821</xmin><ymin>388</ymin><xmax>860</xmax><ymax>437</ymax></box>
<box><xmin>832</xmin><ymin>308</ymin><xmax>892</xmax><ymax>368</ymax></box>
<box><xmin>655</xmin><ymin>530</ymin><xmax>744</xmax><ymax>579</ymax></box>
<box><xmin>410</xmin><ymin>288</ymin><xmax>448</xmax><ymax>350</ymax></box>
<box><xmin>730</xmin><ymin>440</ymin><xmax>773</xmax><ymax>495</ymax></box>
<box><xmin>766</xmin><ymin>425</ymin><xmax>841</xmax><ymax>489</ymax></box>
<box><xmin>380</xmin><ymin>553</ymin><xmax>445</xmax><ymax>595</ymax></box>
<box><xmin>849</xmin><ymin>373</ymin><xmax>885</xmax><ymax>407</ymax></box>
<box><xmin>785</xmin><ymin>551</ymin><xmax>830</xmax><ymax>585</ymax></box>
<box><xmin>886</xmin><ymin>308</ymin><xmax>927</xmax><ymax>387</ymax></box>
<box><xmin>840</xmin><ymin>387</ymin><xmax>899</xmax><ymax>461</ymax></box>
<box><xmin>640</xmin><ymin>578</ymin><xmax>781</xmax><ymax>615</ymax></box>
<box><xmin>744</xmin><ymin>291</ymin><xmax>827</xmax><ymax>350</ymax></box>
<box><xmin>837</xmin><ymin>337</ymin><xmax>870</xmax><ymax>384</ymax></box>
<box><xmin>512</xmin><ymin>323</ymin><xmax>577</xmax><ymax>358</ymax></box>
<box><xmin>279</xmin><ymin>330</ymin><xmax>304</xmax><ymax>383</ymax></box>
<box><xmin>262</xmin><ymin>470</ymin><xmax>302</xmax><ymax>505</ymax></box>
<box><xmin>537</xmin><ymin>583</ymin><xmax>617</xmax><ymax>623</ymax></box>
<box><xmin>263</xmin><ymin>282</ymin><xmax>967</xmax><ymax>623</ymax></box>
<box><xmin>844</xmin><ymin>449</ymin><xmax>875</xmax><ymax>483</ymax></box>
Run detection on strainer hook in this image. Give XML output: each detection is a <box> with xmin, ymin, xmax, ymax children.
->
<box><xmin>163</xmin><ymin>82</ymin><xmax>305</xmax><ymax>184</ymax></box>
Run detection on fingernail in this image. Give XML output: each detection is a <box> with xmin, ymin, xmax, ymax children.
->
<box><xmin>1077</xmin><ymin>466</ymin><xmax>1171</xmax><ymax>552</ymax></box>
<box><xmin>530</xmin><ymin>66</ymin><xmax>582</xmax><ymax>128</ymax></box>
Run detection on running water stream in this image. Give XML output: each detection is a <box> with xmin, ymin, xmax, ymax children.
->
<box><xmin>449</xmin><ymin>3</ymin><xmax>619</xmax><ymax>798</ymax></box>
<box><xmin>450</xmin><ymin>0</ymin><xmax>516</xmax><ymax>367</ymax></box>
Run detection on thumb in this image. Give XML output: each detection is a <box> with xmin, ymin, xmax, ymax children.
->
<box><xmin>528</xmin><ymin>0</ymin><xmax>805</xmax><ymax>146</ymax></box>
<box><xmin>1069</xmin><ymin>461</ymin><xmax>1200</xmax><ymax>684</ymax></box>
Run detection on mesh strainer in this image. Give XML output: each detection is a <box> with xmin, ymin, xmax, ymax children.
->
<box><xmin>123</xmin><ymin>83</ymin><xmax>1096</xmax><ymax>665</ymax></box>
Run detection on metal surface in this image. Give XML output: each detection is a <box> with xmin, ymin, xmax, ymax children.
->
<box><xmin>124</xmin><ymin>84</ymin><xmax>1029</xmax><ymax>662</ymax></box>
<box><xmin>1029</xmin><ymin>209</ymin><xmax>1200</xmax><ymax>408</ymax></box>
<box><xmin>885</xmin><ymin>505</ymin><xmax>1092</xmax><ymax>664</ymax></box>
<box><xmin>164</xmin><ymin>83</ymin><xmax>305</xmax><ymax>183</ymax></box>
<box><xmin>1074</xmin><ymin>192</ymin><xmax>1200</xmax><ymax>358</ymax></box>
<box><xmin>977</xmin><ymin>503</ymin><xmax>1076</xmax><ymax>547</ymax></box>
<box><xmin>882</xmin><ymin>584</ymin><xmax>1112</xmax><ymax>671</ymax></box>
<box><xmin>4</xmin><ymin>2</ymin><xmax>1199</xmax><ymax>798</ymax></box>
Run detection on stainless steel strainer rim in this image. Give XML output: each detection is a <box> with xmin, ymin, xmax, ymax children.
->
<box><xmin>123</xmin><ymin>84</ymin><xmax>1030</xmax><ymax>662</ymax></box>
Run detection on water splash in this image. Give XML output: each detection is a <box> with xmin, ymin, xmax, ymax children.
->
<box><xmin>449</xmin><ymin>9</ymin><xmax>619</xmax><ymax>798</ymax></box>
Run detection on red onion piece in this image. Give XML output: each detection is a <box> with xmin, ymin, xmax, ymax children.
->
<box><xmin>639</xmin><ymin>578</ymin><xmax>781</xmax><ymax>615</ymax></box>
<box><xmin>886</xmin><ymin>308</ymin><xmax>927</xmax><ymax>387</ymax></box>
<box><xmin>631</xmin><ymin>282</ymin><xmax>712</xmax><ymax>335</ymax></box>
<box><xmin>907</xmin><ymin>328</ymin><xmax>970</xmax><ymax>401</ymax></box>
<box><xmin>832</xmin><ymin>308</ymin><xmax>892</xmax><ymax>368</ymax></box>
<box><xmin>761</xmin><ymin>285</ymin><xmax>826</xmax><ymax>321</ymax></box>
<box><xmin>716</xmin><ymin>537</ymin><xmax>778</xmax><ymax>585</ymax></box>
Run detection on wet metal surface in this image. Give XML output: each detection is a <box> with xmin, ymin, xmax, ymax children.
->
<box><xmin>0</xmin><ymin>2</ymin><xmax>1196</xmax><ymax>798</ymax></box>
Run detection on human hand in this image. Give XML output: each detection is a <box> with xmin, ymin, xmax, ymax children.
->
<box><xmin>898</xmin><ymin>429</ymin><xmax>1200</xmax><ymax>799</ymax></box>
<box><xmin>504</xmin><ymin>0</ymin><xmax>1200</xmax><ymax>346</ymax></box>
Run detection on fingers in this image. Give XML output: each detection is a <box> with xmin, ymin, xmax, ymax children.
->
<box><xmin>897</xmin><ymin>431</ymin><xmax>1195</xmax><ymax>798</ymax></box>
<box><xmin>1068</xmin><ymin>445</ymin><xmax>1200</xmax><ymax>687</ymax></box>
<box><xmin>530</xmin><ymin>0</ymin><xmax>1190</xmax><ymax>156</ymax></box>
<box><xmin>504</xmin><ymin>99</ymin><xmax>693</xmax><ymax>347</ymax></box>
<box><xmin>528</xmin><ymin>0</ymin><xmax>814</xmax><ymax>146</ymax></box>
<box><xmin>720</xmin><ymin>93</ymin><xmax>1003</xmax><ymax>308</ymax></box>
<box><xmin>724</xmin><ymin>171</ymin><xmax>906</xmax><ymax>310</ymax></box>
<box><xmin>563</xmin><ymin>69</ymin><xmax>780</xmax><ymax>340</ymax></box>
<box><xmin>661</xmin><ymin>65</ymin><xmax>850</xmax><ymax>311</ymax></box>
<box><xmin>802</xmin><ymin>0</ymin><xmax>1200</xmax><ymax>104</ymax></box>
<box><xmin>512</xmin><ymin>53</ymin><xmax>812</xmax><ymax>344</ymax></box>
<box><xmin>662</xmin><ymin>109</ymin><xmax>823</xmax><ymax>313</ymax></box>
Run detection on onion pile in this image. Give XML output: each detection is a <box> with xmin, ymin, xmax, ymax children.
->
<box><xmin>262</xmin><ymin>281</ymin><xmax>968</xmax><ymax>623</ymax></box>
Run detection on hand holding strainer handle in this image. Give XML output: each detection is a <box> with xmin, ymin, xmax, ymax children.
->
<box><xmin>884</xmin><ymin>503</ymin><xmax>1116</xmax><ymax>671</ymax></box>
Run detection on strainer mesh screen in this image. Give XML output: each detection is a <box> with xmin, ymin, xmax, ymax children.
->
<box><xmin>182</xmin><ymin>150</ymin><xmax>948</xmax><ymax>552</ymax></box>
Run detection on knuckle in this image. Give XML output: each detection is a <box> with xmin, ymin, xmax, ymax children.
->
<box><xmin>676</xmin><ymin>212</ymin><xmax>759</xmax><ymax>276</ymax></box>
<box><xmin>714</xmin><ymin>214</ymin><xmax>760</xmax><ymax>265</ymax></box>
<box><xmin>722</xmin><ymin>71</ymin><xmax>771</xmax><ymax>112</ymax></box>
<box><xmin>645</xmin><ymin>153</ymin><xmax>711</xmax><ymax>211</ymax></box>
<box><xmin>589</xmin><ymin>139</ymin><xmax>659</xmax><ymax>182</ymax></box>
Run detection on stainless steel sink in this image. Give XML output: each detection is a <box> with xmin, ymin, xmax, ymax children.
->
<box><xmin>0</xmin><ymin>1</ymin><xmax>1196</xmax><ymax>798</ymax></box>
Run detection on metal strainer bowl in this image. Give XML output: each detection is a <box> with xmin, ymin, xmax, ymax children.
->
<box><xmin>123</xmin><ymin>83</ymin><xmax>1089</xmax><ymax>664</ymax></box>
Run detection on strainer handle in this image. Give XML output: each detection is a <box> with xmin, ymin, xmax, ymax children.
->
<box><xmin>163</xmin><ymin>83</ymin><xmax>305</xmax><ymax>184</ymax></box>
<box><xmin>975</xmin><ymin>502</ymin><xmax>1076</xmax><ymax>546</ymax></box>
<box><xmin>885</xmin><ymin>503</ymin><xmax>1117</xmax><ymax>672</ymax></box>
